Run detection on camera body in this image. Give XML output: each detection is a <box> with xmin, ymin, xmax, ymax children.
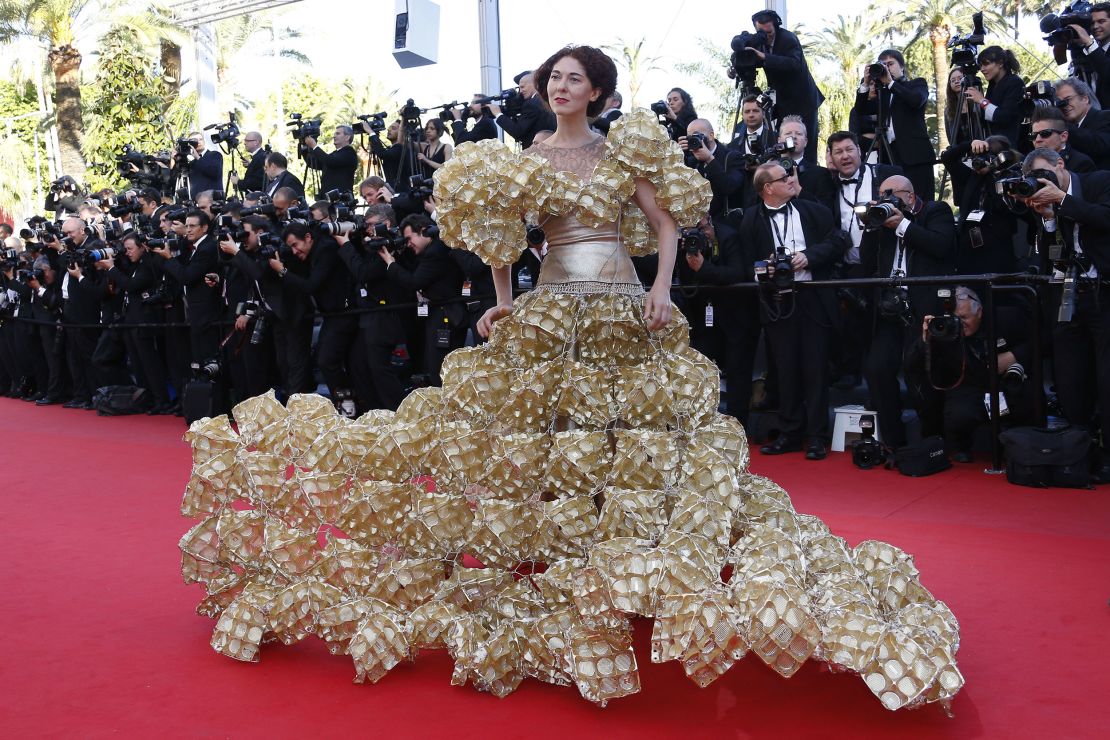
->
<box><xmin>686</xmin><ymin>132</ymin><xmax>706</xmax><ymax>152</ymax></box>
<box><xmin>679</xmin><ymin>226</ymin><xmax>712</xmax><ymax>258</ymax></box>
<box><xmin>205</xmin><ymin>113</ymin><xmax>241</xmax><ymax>149</ymax></box>
<box><xmin>287</xmin><ymin>113</ymin><xmax>322</xmax><ymax>141</ymax></box>
<box><xmin>854</xmin><ymin>194</ymin><xmax>909</xmax><ymax>232</ymax></box>
<box><xmin>1040</xmin><ymin>1</ymin><xmax>1093</xmax><ymax>45</ymax></box>
<box><xmin>649</xmin><ymin>100</ymin><xmax>669</xmax><ymax>117</ymax></box>
<box><xmin>525</xmin><ymin>223</ymin><xmax>546</xmax><ymax>247</ymax></box>
<box><xmin>729</xmin><ymin>30</ymin><xmax>769</xmax><ymax>79</ymax></box>
<box><xmin>995</xmin><ymin>167</ymin><xmax>1058</xmax><ymax>198</ymax></box>
<box><xmin>356</xmin><ymin>112</ymin><xmax>388</xmax><ymax>133</ymax></box>
<box><xmin>928</xmin><ymin>288</ymin><xmax>963</xmax><ymax>342</ymax></box>
<box><xmin>850</xmin><ymin>415</ymin><xmax>888</xmax><ymax>469</ymax></box>
<box><xmin>1021</xmin><ymin>81</ymin><xmax>1061</xmax><ymax>123</ymax></box>
<box><xmin>867</xmin><ymin>62</ymin><xmax>886</xmax><ymax>80</ymax></box>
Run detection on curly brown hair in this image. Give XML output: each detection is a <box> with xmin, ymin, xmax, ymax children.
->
<box><xmin>533</xmin><ymin>45</ymin><xmax>618</xmax><ymax>118</ymax></box>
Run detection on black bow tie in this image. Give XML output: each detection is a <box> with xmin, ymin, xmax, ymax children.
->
<box><xmin>763</xmin><ymin>204</ymin><xmax>787</xmax><ymax>217</ymax></box>
<box><xmin>840</xmin><ymin>178</ymin><xmax>859</xmax><ymax>186</ymax></box>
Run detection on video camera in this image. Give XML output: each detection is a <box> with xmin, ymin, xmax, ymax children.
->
<box><xmin>729</xmin><ymin>30</ymin><xmax>769</xmax><ymax>82</ymax></box>
<box><xmin>475</xmin><ymin>90</ymin><xmax>524</xmax><ymax>117</ymax></box>
<box><xmin>1041</xmin><ymin>1</ymin><xmax>1094</xmax><ymax>46</ymax></box>
<box><xmin>948</xmin><ymin>11</ymin><xmax>987</xmax><ymax>73</ymax></box>
<box><xmin>205</xmin><ymin>112</ymin><xmax>241</xmax><ymax>149</ymax></box>
<box><xmin>117</xmin><ymin>145</ymin><xmax>169</xmax><ymax>188</ymax></box>
<box><xmin>355</xmin><ymin>111</ymin><xmax>388</xmax><ymax>134</ymax></box>
<box><xmin>287</xmin><ymin>113</ymin><xmax>322</xmax><ymax>141</ymax></box>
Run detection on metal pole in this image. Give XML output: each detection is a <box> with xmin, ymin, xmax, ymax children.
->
<box><xmin>194</xmin><ymin>23</ymin><xmax>219</xmax><ymax>131</ymax></box>
<box><xmin>477</xmin><ymin>0</ymin><xmax>502</xmax><ymax>141</ymax></box>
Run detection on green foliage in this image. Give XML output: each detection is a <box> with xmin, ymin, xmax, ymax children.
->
<box><xmin>674</xmin><ymin>38</ymin><xmax>739</xmax><ymax>137</ymax></box>
<box><xmin>0</xmin><ymin>78</ymin><xmax>50</xmax><ymax>217</ymax></box>
<box><xmin>82</xmin><ymin>27</ymin><xmax>169</xmax><ymax>191</ymax></box>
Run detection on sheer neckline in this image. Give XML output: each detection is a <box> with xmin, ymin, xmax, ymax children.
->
<box><xmin>533</xmin><ymin>134</ymin><xmax>605</xmax><ymax>151</ymax></box>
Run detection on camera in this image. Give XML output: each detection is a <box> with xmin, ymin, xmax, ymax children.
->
<box><xmin>850</xmin><ymin>415</ymin><xmax>887</xmax><ymax>469</ymax></box>
<box><xmin>729</xmin><ymin>30</ymin><xmax>769</xmax><ymax>80</ymax></box>
<box><xmin>313</xmin><ymin>221</ymin><xmax>356</xmax><ymax>237</ymax></box>
<box><xmin>680</xmin><ymin>226</ymin><xmax>712</xmax><ymax>257</ymax></box>
<box><xmin>995</xmin><ymin>167</ymin><xmax>1059</xmax><ymax>198</ymax></box>
<box><xmin>191</xmin><ymin>357</ymin><xmax>220</xmax><ymax>381</ymax></box>
<box><xmin>948</xmin><ymin>11</ymin><xmax>987</xmax><ymax>72</ymax></box>
<box><xmin>928</xmin><ymin>289</ymin><xmax>963</xmax><ymax>342</ymax></box>
<box><xmin>175</xmin><ymin>138</ymin><xmax>197</xmax><ymax>163</ymax></box>
<box><xmin>364</xmin><ymin>222</ymin><xmax>407</xmax><ymax>255</ymax></box>
<box><xmin>147</xmin><ymin>235</ymin><xmax>185</xmax><ymax>257</ymax></box>
<box><xmin>1040</xmin><ymin>1</ymin><xmax>1093</xmax><ymax>46</ymax></box>
<box><xmin>205</xmin><ymin>113</ymin><xmax>241</xmax><ymax>149</ymax></box>
<box><xmin>236</xmin><ymin>301</ymin><xmax>268</xmax><ymax>346</ymax></box>
<box><xmin>758</xmin><ymin>248</ymin><xmax>795</xmax><ymax>293</ymax></box>
<box><xmin>239</xmin><ymin>202</ymin><xmax>276</xmax><ymax>218</ymax></box>
<box><xmin>878</xmin><ymin>286</ymin><xmax>913</xmax><ymax>326</ymax></box>
<box><xmin>1021</xmin><ymin>81</ymin><xmax>1061</xmax><ymax>123</ymax></box>
<box><xmin>971</xmin><ymin>149</ymin><xmax>1021</xmax><ymax>173</ymax></box>
<box><xmin>475</xmin><ymin>90</ymin><xmax>523</xmax><ymax>117</ymax></box>
<box><xmin>255</xmin><ymin>232</ymin><xmax>285</xmax><ymax>259</ymax></box>
<box><xmin>686</xmin><ymin>132</ymin><xmax>706</xmax><ymax>151</ymax></box>
<box><xmin>108</xmin><ymin>194</ymin><xmax>143</xmax><ymax>218</ymax></box>
<box><xmin>867</xmin><ymin>62</ymin><xmax>886</xmax><ymax>80</ymax></box>
<box><xmin>854</xmin><ymin>193</ymin><xmax>909</xmax><ymax>231</ymax></box>
<box><xmin>650</xmin><ymin>100</ymin><xmax>669</xmax><ymax>117</ymax></box>
<box><xmin>525</xmin><ymin>223</ymin><xmax>546</xmax><ymax>247</ymax></box>
<box><xmin>287</xmin><ymin>113</ymin><xmax>322</xmax><ymax>141</ymax></box>
<box><xmin>355</xmin><ymin>111</ymin><xmax>388</xmax><ymax>134</ymax></box>
<box><xmin>49</xmin><ymin>176</ymin><xmax>76</xmax><ymax>194</ymax></box>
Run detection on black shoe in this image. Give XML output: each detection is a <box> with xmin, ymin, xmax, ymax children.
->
<box><xmin>952</xmin><ymin>451</ymin><xmax>973</xmax><ymax>463</ymax></box>
<box><xmin>1092</xmin><ymin>463</ymin><xmax>1110</xmax><ymax>485</ymax></box>
<box><xmin>63</xmin><ymin>399</ymin><xmax>87</xmax><ymax>409</ymax></box>
<box><xmin>805</xmin><ymin>439</ymin><xmax>828</xmax><ymax>460</ymax></box>
<box><xmin>22</xmin><ymin>391</ymin><xmax>44</xmax><ymax>403</ymax></box>
<box><xmin>79</xmin><ymin>401</ymin><xmax>96</xmax><ymax>410</ymax></box>
<box><xmin>35</xmin><ymin>396</ymin><xmax>63</xmax><ymax>406</ymax></box>
<box><xmin>760</xmin><ymin>435</ymin><xmax>803</xmax><ymax>455</ymax></box>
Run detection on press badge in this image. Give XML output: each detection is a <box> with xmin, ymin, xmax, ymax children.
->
<box><xmin>417</xmin><ymin>300</ymin><xmax>429</xmax><ymax>317</ymax></box>
<box><xmin>461</xmin><ymin>280</ymin><xmax>471</xmax><ymax>297</ymax></box>
<box><xmin>360</xmin><ymin>288</ymin><xmax>368</xmax><ymax>298</ymax></box>
<box><xmin>705</xmin><ymin>303</ymin><xmax>715</xmax><ymax>327</ymax></box>
<box><xmin>965</xmin><ymin>209</ymin><xmax>985</xmax><ymax>223</ymax></box>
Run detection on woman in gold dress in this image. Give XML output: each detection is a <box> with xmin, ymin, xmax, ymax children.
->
<box><xmin>177</xmin><ymin>45</ymin><xmax>963</xmax><ymax>712</ymax></box>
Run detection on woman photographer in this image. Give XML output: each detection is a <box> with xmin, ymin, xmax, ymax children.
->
<box><xmin>417</xmin><ymin>119</ymin><xmax>453</xmax><ymax>179</ymax></box>
<box><xmin>663</xmin><ymin>87</ymin><xmax>698</xmax><ymax>141</ymax></box>
<box><xmin>964</xmin><ymin>46</ymin><xmax>1023</xmax><ymax>148</ymax></box>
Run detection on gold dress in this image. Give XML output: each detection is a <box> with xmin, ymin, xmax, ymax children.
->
<box><xmin>177</xmin><ymin>111</ymin><xmax>963</xmax><ymax>711</ymax></box>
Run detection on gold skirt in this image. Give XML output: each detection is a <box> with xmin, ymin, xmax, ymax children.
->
<box><xmin>178</xmin><ymin>284</ymin><xmax>963</xmax><ymax>711</ymax></box>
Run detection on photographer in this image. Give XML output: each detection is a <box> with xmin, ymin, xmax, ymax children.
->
<box><xmin>366</xmin><ymin>119</ymin><xmax>418</xmax><ymax>191</ymax></box>
<box><xmin>744</xmin><ymin>10</ymin><xmax>824</xmax><ymax>164</ymax></box>
<box><xmin>1031</xmin><ymin>106</ymin><xmax>1097</xmax><ymax>172</ymax></box>
<box><xmin>273</xmin><ymin>221</ymin><xmax>360</xmax><ymax>415</ymax></box>
<box><xmin>382</xmin><ymin>213</ymin><xmax>466</xmax><ymax>385</ymax></box>
<box><xmin>1068</xmin><ymin>2</ymin><xmax>1110</xmax><ymax>108</ymax></box>
<box><xmin>176</xmin><ymin>132</ymin><xmax>224</xmax><ymax>200</ymax></box>
<box><xmin>905</xmin><ymin>287</ymin><xmax>1034</xmax><ymax>462</ymax></box>
<box><xmin>45</xmin><ymin>176</ymin><xmax>84</xmax><ymax>217</ymax></box>
<box><xmin>859</xmin><ymin>175</ymin><xmax>956</xmax><ymax>450</ymax></box>
<box><xmin>731</xmin><ymin>94</ymin><xmax>775</xmax><ymax>156</ymax></box>
<box><xmin>449</xmin><ymin>95</ymin><xmax>499</xmax><ymax>145</ymax></box>
<box><xmin>152</xmin><ymin>209</ymin><xmax>224</xmax><ymax>364</ymax></box>
<box><xmin>1055</xmin><ymin>77</ymin><xmax>1110</xmax><ymax>169</ymax></box>
<box><xmin>302</xmin><ymin>125</ymin><xmax>358</xmax><ymax>198</ymax></box>
<box><xmin>57</xmin><ymin>218</ymin><xmax>106</xmax><ymax>409</ymax></box>
<box><xmin>742</xmin><ymin>161</ymin><xmax>846</xmax><ymax>459</ymax></box>
<box><xmin>1020</xmin><ymin>147</ymin><xmax>1110</xmax><ymax>465</ymax></box>
<box><xmin>103</xmin><ymin>233</ymin><xmax>173</xmax><ymax>413</ymax></box>
<box><xmin>659</xmin><ymin>88</ymin><xmax>698</xmax><ymax>141</ymax></box>
<box><xmin>679</xmin><ymin>214</ymin><xmax>760</xmax><ymax>425</ymax></box>
<box><xmin>592</xmin><ymin>91</ymin><xmax>623</xmax><ymax>135</ymax></box>
<box><xmin>231</xmin><ymin>131</ymin><xmax>267</xmax><ymax>195</ymax></box>
<box><xmin>26</xmin><ymin>258</ymin><xmax>66</xmax><ymax>404</ymax></box>
<box><xmin>263</xmin><ymin>152</ymin><xmax>306</xmax><ymax>199</ymax></box>
<box><xmin>963</xmin><ymin>47</ymin><xmax>1024</xmax><ymax>148</ymax></box>
<box><xmin>678</xmin><ymin>119</ymin><xmax>744</xmax><ymax>220</ymax></box>
<box><xmin>489</xmin><ymin>70</ymin><xmax>557</xmax><ymax>149</ymax></box>
<box><xmin>940</xmin><ymin>136</ymin><xmax>1022</xmax><ymax>275</ymax></box>
<box><xmin>336</xmin><ymin>204</ymin><xmax>408</xmax><ymax>409</ymax></box>
<box><xmin>850</xmin><ymin>49</ymin><xmax>936</xmax><ymax>199</ymax></box>
<box><xmin>779</xmin><ymin>117</ymin><xmax>834</xmax><ymax>206</ymax></box>
<box><xmin>220</xmin><ymin>217</ymin><xmax>311</xmax><ymax>398</ymax></box>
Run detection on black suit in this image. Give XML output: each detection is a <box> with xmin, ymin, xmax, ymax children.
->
<box><xmin>761</xmin><ymin>27</ymin><xmax>823</xmax><ymax>163</ymax></box>
<box><xmin>369</xmin><ymin>136</ymin><xmax>419</xmax><ymax>191</ymax></box>
<box><xmin>158</xmin><ymin>233</ymin><xmax>224</xmax><ymax>363</ymax></box>
<box><xmin>694</xmin><ymin>142</ymin><xmax>745</xmax><ymax>218</ymax></box>
<box><xmin>1071</xmin><ymin>41</ymin><xmax>1110</xmax><ymax>110</ymax></box>
<box><xmin>860</xmin><ymin>200</ymin><xmax>957</xmax><ymax>448</ymax></box>
<box><xmin>1068</xmin><ymin>109</ymin><xmax>1110</xmax><ymax>170</ymax></box>
<box><xmin>512</xmin><ymin>248</ymin><xmax>543</xmax><ymax>293</ymax></box>
<box><xmin>189</xmin><ymin>150</ymin><xmax>224</xmax><ymax>199</ymax></box>
<box><xmin>593</xmin><ymin>109</ymin><xmax>622</xmax><ymax>136</ymax></box>
<box><xmin>795</xmin><ymin>161</ymin><xmax>835</xmax><ymax>208</ymax></box>
<box><xmin>304</xmin><ymin>144</ymin><xmax>358</xmax><ymax>198</ymax></box>
<box><xmin>984</xmin><ymin>73</ymin><xmax>1024</xmax><ymax>148</ymax></box>
<box><xmin>741</xmin><ymin>198</ymin><xmax>844</xmax><ymax>441</ymax></box>
<box><xmin>385</xmin><ymin>240</ymin><xmax>466</xmax><ymax>384</ymax></box>
<box><xmin>338</xmin><ymin>242</ymin><xmax>407</xmax><ymax>410</ymax></box>
<box><xmin>450</xmin><ymin>115</ymin><xmax>498</xmax><ymax>145</ymax></box>
<box><xmin>106</xmin><ymin>255</ymin><xmax>170</xmax><ymax>405</ymax></box>
<box><xmin>30</xmin><ymin>278</ymin><xmax>66</xmax><ymax>399</ymax></box>
<box><xmin>265</xmin><ymin>170</ymin><xmax>305</xmax><ymax>199</ymax></box>
<box><xmin>238</xmin><ymin>148</ymin><xmax>267</xmax><ymax>194</ymax></box>
<box><xmin>497</xmin><ymin>94</ymin><xmax>556</xmax><ymax>149</ymax></box>
<box><xmin>939</xmin><ymin>142</ymin><xmax>1019</xmax><ymax>275</ymax></box>
<box><xmin>61</xmin><ymin>259</ymin><xmax>104</xmax><ymax>403</ymax></box>
<box><xmin>850</xmin><ymin>76</ymin><xmax>936</xmax><ymax>198</ymax></box>
<box><xmin>1063</xmin><ymin>144</ymin><xmax>1097</xmax><ymax>174</ymax></box>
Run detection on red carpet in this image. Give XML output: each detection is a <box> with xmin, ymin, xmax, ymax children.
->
<box><xmin>2</xmin><ymin>396</ymin><xmax>1108</xmax><ymax>739</ymax></box>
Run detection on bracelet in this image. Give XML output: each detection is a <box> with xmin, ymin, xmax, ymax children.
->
<box><xmin>979</xmin><ymin>99</ymin><xmax>990</xmax><ymax>110</ymax></box>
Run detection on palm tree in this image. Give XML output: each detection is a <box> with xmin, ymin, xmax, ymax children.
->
<box><xmin>674</xmin><ymin>38</ymin><xmax>739</xmax><ymax>134</ymax></box>
<box><xmin>870</xmin><ymin>0</ymin><xmax>1005</xmax><ymax>151</ymax></box>
<box><xmin>603</xmin><ymin>36</ymin><xmax>663</xmax><ymax>108</ymax></box>
<box><xmin>809</xmin><ymin>15</ymin><xmax>882</xmax><ymax>136</ymax></box>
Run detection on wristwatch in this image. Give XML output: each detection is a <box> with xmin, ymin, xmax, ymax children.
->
<box><xmin>278</xmin><ymin>268</ymin><xmax>288</xmax><ymax>278</ymax></box>
<box><xmin>979</xmin><ymin>99</ymin><xmax>990</xmax><ymax>110</ymax></box>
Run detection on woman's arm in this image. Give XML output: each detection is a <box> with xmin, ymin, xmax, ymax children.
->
<box><xmin>476</xmin><ymin>265</ymin><xmax>513</xmax><ymax>338</ymax></box>
<box><xmin>633</xmin><ymin>178</ymin><xmax>676</xmax><ymax>331</ymax></box>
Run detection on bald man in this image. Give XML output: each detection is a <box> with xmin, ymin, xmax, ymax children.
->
<box><xmin>860</xmin><ymin>174</ymin><xmax>956</xmax><ymax>449</ymax></box>
<box><xmin>679</xmin><ymin>118</ymin><xmax>744</xmax><ymax>220</ymax></box>
<box><xmin>233</xmin><ymin>131</ymin><xmax>267</xmax><ymax>195</ymax></box>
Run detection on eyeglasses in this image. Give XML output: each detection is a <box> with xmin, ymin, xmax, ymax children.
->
<box><xmin>1032</xmin><ymin>128</ymin><xmax>1065</xmax><ymax>139</ymax></box>
<box><xmin>767</xmin><ymin>174</ymin><xmax>792</xmax><ymax>185</ymax></box>
<box><xmin>1057</xmin><ymin>95</ymin><xmax>1078</xmax><ymax>107</ymax></box>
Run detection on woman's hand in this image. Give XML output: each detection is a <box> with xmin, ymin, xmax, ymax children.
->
<box><xmin>643</xmin><ymin>284</ymin><xmax>672</xmax><ymax>331</ymax></box>
<box><xmin>477</xmin><ymin>303</ymin><xmax>513</xmax><ymax>338</ymax></box>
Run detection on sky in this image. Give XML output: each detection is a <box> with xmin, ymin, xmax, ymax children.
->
<box><xmin>224</xmin><ymin>0</ymin><xmax>874</xmax><ymax>132</ymax></box>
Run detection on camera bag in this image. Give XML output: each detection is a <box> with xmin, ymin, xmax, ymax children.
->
<box><xmin>889</xmin><ymin>436</ymin><xmax>951</xmax><ymax>477</ymax></box>
<box><xmin>998</xmin><ymin>426</ymin><xmax>1093</xmax><ymax>489</ymax></box>
<box><xmin>92</xmin><ymin>385</ymin><xmax>151</xmax><ymax>416</ymax></box>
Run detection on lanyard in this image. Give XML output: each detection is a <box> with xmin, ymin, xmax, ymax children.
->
<box><xmin>768</xmin><ymin>204</ymin><xmax>793</xmax><ymax>252</ymax></box>
<box><xmin>839</xmin><ymin>168</ymin><xmax>867</xmax><ymax>230</ymax></box>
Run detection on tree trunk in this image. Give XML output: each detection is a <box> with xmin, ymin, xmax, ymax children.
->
<box><xmin>48</xmin><ymin>44</ymin><xmax>85</xmax><ymax>181</ymax></box>
<box><xmin>161</xmin><ymin>40</ymin><xmax>182</xmax><ymax>97</ymax></box>
<box><xmin>931</xmin><ymin>30</ymin><xmax>950</xmax><ymax>152</ymax></box>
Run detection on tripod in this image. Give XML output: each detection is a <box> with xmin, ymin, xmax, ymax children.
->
<box><xmin>863</xmin><ymin>79</ymin><xmax>897</xmax><ymax>167</ymax></box>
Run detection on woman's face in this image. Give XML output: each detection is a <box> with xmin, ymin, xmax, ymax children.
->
<box><xmin>667</xmin><ymin>91</ymin><xmax>684</xmax><ymax>112</ymax></box>
<box><xmin>547</xmin><ymin>56</ymin><xmax>599</xmax><ymax>117</ymax></box>
<box><xmin>949</xmin><ymin>70</ymin><xmax>964</xmax><ymax>93</ymax></box>
<box><xmin>980</xmin><ymin>58</ymin><xmax>1002</xmax><ymax>82</ymax></box>
<box><xmin>425</xmin><ymin>122</ymin><xmax>437</xmax><ymax>142</ymax></box>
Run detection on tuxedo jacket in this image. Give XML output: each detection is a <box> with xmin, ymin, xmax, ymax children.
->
<box><xmin>512</xmin><ymin>248</ymin><xmax>543</xmax><ymax>291</ymax></box>
<box><xmin>739</xmin><ymin>198</ymin><xmax>844</xmax><ymax>326</ymax></box>
<box><xmin>498</xmin><ymin>95</ymin><xmax>556</xmax><ymax>149</ymax></box>
<box><xmin>850</xmin><ymin>76</ymin><xmax>934</xmax><ymax>168</ymax></box>
<box><xmin>189</xmin><ymin>150</ymin><xmax>224</xmax><ymax>199</ymax></box>
<box><xmin>761</xmin><ymin>28</ymin><xmax>824</xmax><ymax>115</ymax></box>
<box><xmin>1069</xmin><ymin>109</ymin><xmax>1110</xmax><ymax>171</ymax></box>
<box><xmin>239</xmin><ymin>149</ymin><xmax>267</xmax><ymax>194</ymax></box>
<box><xmin>233</xmin><ymin>249</ymin><xmax>311</xmax><ymax>325</ymax></box>
<box><xmin>305</xmin><ymin>144</ymin><xmax>358</xmax><ymax>197</ymax></box>
<box><xmin>984</xmin><ymin>73</ymin><xmax>1024</xmax><ymax>148</ymax></box>
<box><xmin>337</xmin><ymin>242</ymin><xmax>407</xmax><ymax>342</ymax></box>
<box><xmin>450</xmin><ymin>115</ymin><xmax>499</xmax><ymax>145</ymax></box>
<box><xmin>860</xmin><ymin>199</ymin><xmax>957</xmax><ymax>320</ymax></box>
<box><xmin>593</xmin><ymin>109</ymin><xmax>623</xmax><ymax>136</ymax></box>
<box><xmin>266</xmin><ymin>169</ymin><xmax>305</xmax><ymax>199</ymax></box>
<box><xmin>1071</xmin><ymin>43</ymin><xmax>1110</xmax><ymax>109</ymax></box>
<box><xmin>819</xmin><ymin>162</ymin><xmax>904</xmax><ymax>224</ymax></box>
<box><xmin>695</xmin><ymin>143</ymin><xmax>745</xmax><ymax>217</ymax></box>
<box><xmin>108</xmin><ymin>254</ymin><xmax>162</xmax><ymax>327</ymax></box>
<box><xmin>385</xmin><ymin>240</ymin><xmax>467</xmax><ymax>328</ymax></box>
<box><xmin>158</xmin><ymin>234</ymin><xmax>224</xmax><ymax>327</ymax></box>
<box><xmin>1063</xmin><ymin>144</ymin><xmax>1096</xmax><ymax>174</ymax></box>
<box><xmin>1037</xmin><ymin>170</ymin><xmax>1110</xmax><ymax>275</ymax></box>
<box><xmin>282</xmin><ymin>236</ymin><xmax>354</xmax><ymax>314</ymax></box>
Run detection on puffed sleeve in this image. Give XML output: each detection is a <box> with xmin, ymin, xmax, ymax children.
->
<box><xmin>432</xmin><ymin>139</ymin><xmax>544</xmax><ymax>268</ymax></box>
<box><xmin>606</xmin><ymin>109</ymin><xmax>713</xmax><ymax>256</ymax></box>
